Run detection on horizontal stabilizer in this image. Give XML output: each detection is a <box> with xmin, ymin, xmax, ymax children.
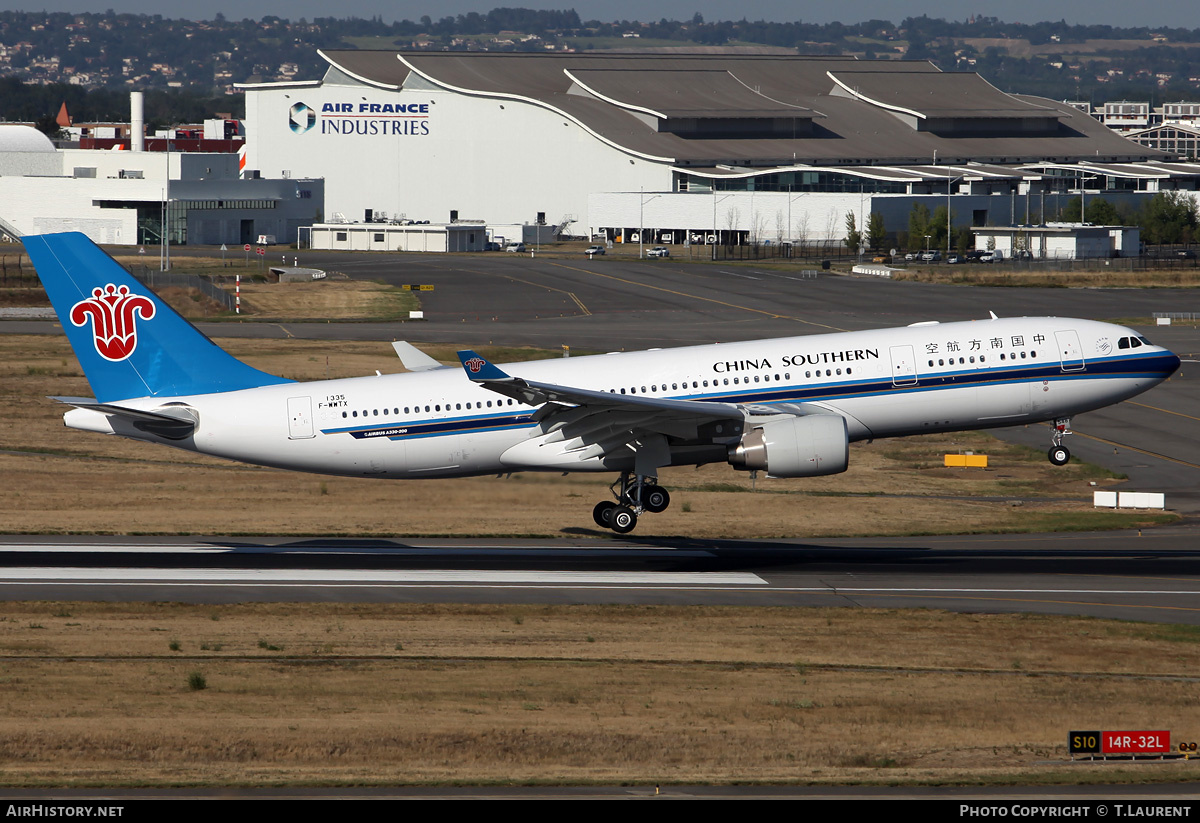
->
<box><xmin>51</xmin><ymin>396</ymin><xmax>198</xmax><ymax>439</ymax></box>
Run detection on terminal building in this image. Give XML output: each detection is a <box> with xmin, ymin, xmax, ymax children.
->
<box><xmin>239</xmin><ymin>51</ymin><xmax>1200</xmax><ymax>249</ymax></box>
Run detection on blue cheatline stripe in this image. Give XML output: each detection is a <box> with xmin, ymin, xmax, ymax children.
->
<box><xmin>316</xmin><ymin>352</ymin><xmax>1175</xmax><ymax>442</ymax></box>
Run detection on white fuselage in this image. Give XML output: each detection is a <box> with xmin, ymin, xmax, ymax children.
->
<box><xmin>65</xmin><ymin>317</ymin><xmax>1177</xmax><ymax>479</ymax></box>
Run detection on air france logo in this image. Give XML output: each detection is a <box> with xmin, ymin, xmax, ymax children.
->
<box><xmin>317</xmin><ymin>101</ymin><xmax>431</xmax><ymax>136</ymax></box>
<box><xmin>289</xmin><ymin>102</ymin><xmax>316</xmax><ymax>134</ymax></box>
<box><xmin>465</xmin><ymin>357</ymin><xmax>486</xmax><ymax>373</ymax></box>
<box><xmin>70</xmin><ymin>284</ymin><xmax>156</xmax><ymax>362</ymax></box>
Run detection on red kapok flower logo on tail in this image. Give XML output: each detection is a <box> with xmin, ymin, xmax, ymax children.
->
<box><xmin>465</xmin><ymin>357</ymin><xmax>486</xmax><ymax>373</ymax></box>
<box><xmin>70</xmin><ymin>283</ymin><xmax>156</xmax><ymax>362</ymax></box>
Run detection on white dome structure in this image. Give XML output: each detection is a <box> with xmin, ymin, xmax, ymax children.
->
<box><xmin>0</xmin><ymin>125</ymin><xmax>56</xmax><ymax>153</ymax></box>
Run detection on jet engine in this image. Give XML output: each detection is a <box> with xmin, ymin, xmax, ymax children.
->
<box><xmin>727</xmin><ymin>414</ymin><xmax>849</xmax><ymax>478</ymax></box>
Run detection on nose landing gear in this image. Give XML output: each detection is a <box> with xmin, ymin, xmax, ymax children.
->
<box><xmin>1048</xmin><ymin>417</ymin><xmax>1072</xmax><ymax>466</ymax></box>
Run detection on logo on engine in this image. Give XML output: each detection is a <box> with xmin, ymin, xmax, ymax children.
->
<box><xmin>70</xmin><ymin>283</ymin><xmax>156</xmax><ymax>362</ymax></box>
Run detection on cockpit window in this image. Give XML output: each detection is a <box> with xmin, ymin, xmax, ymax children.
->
<box><xmin>1120</xmin><ymin>335</ymin><xmax>1154</xmax><ymax>350</ymax></box>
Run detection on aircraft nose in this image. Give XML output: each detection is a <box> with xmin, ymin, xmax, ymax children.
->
<box><xmin>1166</xmin><ymin>351</ymin><xmax>1182</xmax><ymax>376</ymax></box>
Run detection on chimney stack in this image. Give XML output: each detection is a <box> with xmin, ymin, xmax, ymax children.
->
<box><xmin>130</xmin><ymin>91</ymin><xmax>144</xmax><ymax>152</ymax></box>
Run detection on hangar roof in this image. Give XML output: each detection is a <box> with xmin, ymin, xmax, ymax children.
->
<box><xmin>826</xmin><ymin>70</ymin><xmax>1058</xmax><ymax>121</ymax></box>
<box><xmin>307</xmin><ymin>51</ymin><xmax>1162</xmax><ymax>168</ymax></box>
<box><xmin>564</xmin><ymin>68</ymin><xmax>819</xmax><ymax>120</ymax></box>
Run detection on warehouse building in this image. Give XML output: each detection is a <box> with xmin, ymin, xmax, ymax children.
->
<box><xmin>0</xmin><ymin>122</ymin><xmax>322</xmax><ymax>247</ymax></box>
<box><xmin>239</xmin><ymin>51</ymin><xmax>1200</xmax><ymax>248</ymax></box>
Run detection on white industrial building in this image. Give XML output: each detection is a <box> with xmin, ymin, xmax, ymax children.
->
<box><xmin>306</xmin><ymin>220</ymin><xmax>486</xmax><ymax>252</ymax></box>
<box><xmin>972</xmin><ymin>223</ymin><xmax>1141</xmax><ymax>259</ymax></box>
<box><xmin>0</xmin><ymin>118</ymin><xmax>322</xmax><ymax>247</ymax></box>
<box><xmin>239</xmin><ymin>51</ymin><xmax>1200</xmax><ymax>249</ymax></box>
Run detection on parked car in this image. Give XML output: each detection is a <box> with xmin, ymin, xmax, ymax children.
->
<box><xmin>585</xmin><ymin>245</ymin><xmax>605</xmax><ymax>256</ymax></box>
<box><xmin>483</xmin><ymin>242</ymin><xmax>501</xmax><ymax>251</ymax></box>
<box><xmin>871</xmin><ymin>254</ymin><xmax>891</xmax><ymax>263</ymax></box>
<box><xmin>647</xmin><ymin>246</ymin><xmax>670</xmax><ymax>258</ymax></box>
<box><xmin>979</xmin><ymin>251</ymin><xmax>997</xmax><ymax>263</ymax></box>
<box><xmin>505</xmin><ymin>242</ymin><xmax>526</xmax><ymax>253</ymax></box>
<box><xmin>919</xmin><ymin>250</ymin><xmax>942</xmax><ymax>262</ymax></box>
<box><xmin>1177</xmin><ymin>249</ymin><xmax>1196</xmax><ymax>259</ymax></box>
<box><xmin>946</xmin><ymin>254</ymin><xmax>963</xmax><ymax>264</ymax></box>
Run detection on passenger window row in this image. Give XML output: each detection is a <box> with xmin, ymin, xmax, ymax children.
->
<box><xmin>342</xmin><ymin>398</ymin><xmax>518</xmax><ymax>419</ymax></box>
<box><xmin>926</xmin><ymin>351</ymin><xmax>1039</xmax><ymax>367</ymax></box>
<box><xmin>611</xmin><ymin>373</ymin><xmax>797</xmax><ymax>395</ymax></box>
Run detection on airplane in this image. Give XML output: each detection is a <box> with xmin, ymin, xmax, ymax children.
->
<box><xmin>24</xmin><ymin>231</ymin><xmax>1181</xmax><ymax>534</ymax></box>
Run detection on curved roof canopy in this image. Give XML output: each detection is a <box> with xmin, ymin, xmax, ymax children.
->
<box><xmin>309</xmin><ymin>51</ymin><xmax>1163</xmax><ymax>168</ymax></box>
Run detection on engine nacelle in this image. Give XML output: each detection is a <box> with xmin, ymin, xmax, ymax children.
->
<box><xmin>727</xmin><ymin>414</ymin><xmax>849</xmax><ymax>478</ymax></box>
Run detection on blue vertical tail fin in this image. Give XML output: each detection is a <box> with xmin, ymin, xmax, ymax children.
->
<box><xmin>24</xmin><ymin>232</ymin><xmax>292</xmax><ymax>402</ymax></box>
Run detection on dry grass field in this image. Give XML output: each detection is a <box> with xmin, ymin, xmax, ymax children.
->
<box><xmin>0</xmin><ymin>603</ymin><xmax>1197</xmax><ymax>786</ymax></box>
<box><xmin>890</xmin><ymin>267</ymin><xmax>1200</xmax><ymax>290</ymax></box>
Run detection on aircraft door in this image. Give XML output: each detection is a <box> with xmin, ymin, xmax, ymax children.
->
<box><xmin>889</xmin><ymin>345</ymin><xmax>918</xmax><ymax>386</ymax></box>
<box><xmin>287</xmin><ymin>396</ymin><xmax>315</xmax><ymax>439</ymax></box>
<box><xmin>1054</xmin><ymin>330</ymin><xmax>1086</xmax><ymax>372</ymax></box>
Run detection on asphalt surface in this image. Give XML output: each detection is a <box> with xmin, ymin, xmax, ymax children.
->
<box><xmin>0</xmin><ymin>529</ymin><xmax>1198</xmax><ymax>622</ymax></box>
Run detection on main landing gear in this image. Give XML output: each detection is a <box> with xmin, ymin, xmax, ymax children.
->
<box><xmin>1048</xmin><ymin>417</ymin><xmax>1072</xmax><ymax>466</ymax></box>
<box><xmin>592</xmin><ymin>472</ymin><xmax>671</xmax><ymax>534</ymax></box>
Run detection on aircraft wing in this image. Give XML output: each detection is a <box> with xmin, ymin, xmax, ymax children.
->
<box><xmin>454</xmin><ymin>350</ymin><xmax>756</xmax><ymax>470</ymax></box>
<box><xmin>456</xmin><ymin>350</ymin><xmax>744</xmax><ymax>420</ymax></box>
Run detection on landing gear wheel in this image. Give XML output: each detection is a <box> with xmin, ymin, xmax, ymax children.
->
<box><xmin>1048</xmin><ymin>446</ymin><xmax>1071</xmax><ymax>466</ymax></box>
<box><xmin>643</xmin><ymin>486</ymin><xmax>670</xmax><ymax>513</ymax></box>
<box><xmin>609</xmin><ymin>505</ymin><xmax>638</xmax><ymax>534</ymax></box>
<box><xmin>592</xmin><ymin>500</ymin><xmax>617</xmax><ymax>528</ymax></box>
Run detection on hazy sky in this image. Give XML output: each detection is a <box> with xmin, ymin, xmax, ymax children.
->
<box><xmin>0</xmin><ymin>0</ymin><xmax>1196</xmax><ymax>29</ymax></box>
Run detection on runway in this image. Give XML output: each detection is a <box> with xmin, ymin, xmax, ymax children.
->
<box><xmin>3</xmin><ymin>530</ymin><xmax>1199</xmax><ymax>623</ymax></box>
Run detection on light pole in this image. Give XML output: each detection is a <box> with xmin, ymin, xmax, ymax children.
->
<box><xmin>947</xmin><ymin>164</ymin><xmax>953</xmax><ymax>256</ymax></box>
<box><xmin>712</xmin><ymin>191</ymin><xmax>733</xmax><ymax>261</ymax></box>
<box><xmin>637</xmin><ymin>189</ymin><xmax>660</xmax><ymax>259</ymax></box>
<box><xmin>787</xmin><ymin>191</ymin><xmax>804</xmax><ymax>258</ymax></box>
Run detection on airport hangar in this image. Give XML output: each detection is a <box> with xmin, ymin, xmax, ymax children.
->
<box><xmin>240</xmin><ymin>50</ymin><xmax>1200</xmax><ymax>252</ymax></box>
